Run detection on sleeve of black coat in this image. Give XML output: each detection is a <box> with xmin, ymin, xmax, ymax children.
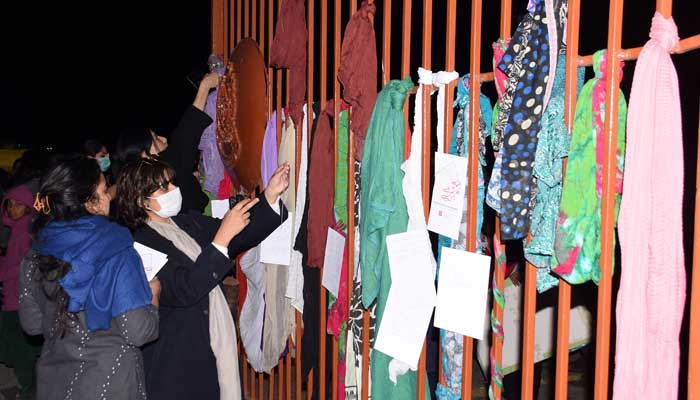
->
<box><xmin>159</xmin><ymin>105</ymin><xmax>213</xmax><ymax>181</ymax></box>
<box><xmin>188</xmin><ymin>192</ymin><xmax>288</xmax><ymax>257</ymax></box>
<box><xmin>226</xmin><ymin>193</ymin><xmax>288</xmax><ymax>257</ymax></box>
<box><xmin>18</xmin><ymin>254</ymin><xmax>43</xmax><ymax>336</ymax></box>
<box><xmin>115</xmin><ymin>305</ymin><xmax>159</xmax><ymax>346</ymax></box>
<box><xmin>155</xmin><ymin>244</ymin><xmax>234</xmax><ymax>307</ymax></box>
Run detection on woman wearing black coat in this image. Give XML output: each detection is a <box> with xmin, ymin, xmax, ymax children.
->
<box><xmin>116</xmin><ymin>158</ymin><xmax>289</xmax><ymax>400</ymax></box>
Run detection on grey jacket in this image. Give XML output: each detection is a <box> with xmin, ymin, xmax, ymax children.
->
<box><xmin>19</xmin><ymin>250</ymin><xmax>159</xmax><ymax>400</ymax></box>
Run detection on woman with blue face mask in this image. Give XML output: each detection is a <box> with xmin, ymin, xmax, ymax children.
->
<box><xmin>116</xmin><ymin>157</ymin><xmax>290</xmax><ymax>400</ymax></box>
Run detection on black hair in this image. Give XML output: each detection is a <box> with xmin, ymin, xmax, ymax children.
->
<box><xmin>114</xmin><ymin>128</ymin><xmax>153</xmax><ymax>164</ymax></box>
<box><xmin>82</xmin><ymin>138</ymin><xmax>106</xmax><ymax>157</ymax></box>
<box><xmin>116</xmin><ymin>157</ymin><xmax>175</xmax><ymax>231</ymax></box>
<box><xmin>31</xmin><ymin>156</ymin><xmax>102</xmax><ymax>337</ymax></box>
<box><xmin>11</xmin><ymin>149</ymin><xmax>51</xmax><ymax>186</ymax></box>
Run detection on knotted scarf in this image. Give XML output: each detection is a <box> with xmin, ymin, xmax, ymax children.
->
<box><xmin>613</xmin><ymin>13</ymin><xmax>686</xmax><ymax>400</ymax></box>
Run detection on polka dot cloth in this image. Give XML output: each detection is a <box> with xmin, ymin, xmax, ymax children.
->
<box><xmin>496</xmin><ymin>0</ymin><xmax>550</xmax><ymax>240</ymax></box>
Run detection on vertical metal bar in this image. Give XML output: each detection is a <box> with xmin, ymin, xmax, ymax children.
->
<box><xmin>263</xmin><ymin>0</ymin><xmax>274</xmax><ymax>117</ymax></box>
<box><xmin>244</xmin><ymin>353</ymin><xmax>250</xmax><ymax>396</ymax></box>
<box><xmin>444</xmin><ymin>0</ymin><xmax>456</xmax><ymax>149</ymax></box>
<box><xmin>278</xmin><ymin>360</ymin><xmax>284</xmax><ymax>400</ymax></box>
<box><xmin>251</xmin><ymin>369</ymin><xmax>257</xmax><ymax>400</ymax></box>
<box><xmin>237</xmin><ymin>0</ymin><xmax>242</xmax><ymax>43</ymax></box>
<box><xmin>332</xmin><ymin>339</ymin><xmax>339</xmax><ymax>400</ymax></box>
<box><xmin>286</xmin><ymin>338</ymin><xmax>292</xmax><ymax>400</ymax></box>
<box><xmin>296</xmin><ymin>313</ymin><xmax>303</xmax><ymax>399</ymax></box>
<box><xmin>361</xmin><ymin>311</ymin><xmax>370</xmax><ymax>400</ymax></box>
<box><xmin>382</xmin><ymin>0</ymin><xmax>391</xmax><ymax>85</ymax></box>
<box><xmin>225</xmin><ymin>0</ymin><xmax>230</xmax><ymax>59</ymax></box>
<box><xmin>307</xmin><ymin>372</ymin><xmax>315</xmax><ymax>400</ymax></box>
<box><xmin>689</xmin><ymin>107</ymin><xmax>700</xmax><ymax>400</ymax></box>
<box><xmin>350</xmin><ymin>0</ymin><xmax>357</xmax><ymax>14</ymax></box>
<box><xmin>554</xmin><ymin>0</ymin><xmax>580</xmax><ymax>397</ymax></box>
<box><xmin>321</xmin><ymin>0</ymin><xmax>328</xmax><ymax>105</ymax></box>
<box><xmin>259</xmin><ymin>372</ymin><xmax>264</xmax><ymax>399</ymax></box>
<box><xmin>270</xmin><ymin>368</ymin><xmax>275</xmax><ymax>400</ymax></box>
<box><xmin>595</xmin><ymin>0</ymin><xmax>624</xmax><ymax>398</ymax></box>
<box><xmin>260</xmin><ymin>0</ymin><xmax>266</xmax><ymax>56</ymax></box>
<box><xmin>401</xmin><ymin>0</ymin><xmax>412</xmax><ymax>157</ymax></box>
<box><xmin>229</xmin><ymin>0</ymin><xmax>234</xmax><ymax>54</ymax></box>
<box><xmin>212</xmin><ymin>0</ymin><xmax>226</xmax><ymax>59</ymax></box>
<box><xmin>462</xmin><ymin>0</ymin><xmax>483</xmax><ymax>399</ymax></box>
<box><xmin>401</xmin><ymin>0</ymin><xmax>411</xmax><ymax>79</ymax></box>
<box><xmin>500</xmin><ymin>0</ymin><xmax>511</xmax><ymax>36</ymax></box>
<box><xmin>244</xmin><ymin>0</ymin><xmax>250</xmax><ymax>37</ymax></box>
<box><xmin>656</xmin><ymin>0</ymin><xmax>673</xmax><ymax>17</ymax></box>
<box><xmin>521</xmin><ymin>259</ymin><xmax>537</xmax><ymax>399</ymax></box>
<box><xmin>416</xmin><ymin>0</ymin><xmax>433</xmax><ymax>398</ymax></box>
<box><xmin>252</xmin><ymin>0</ymin><xmax>257</xmax><ymax>42</ymax></box>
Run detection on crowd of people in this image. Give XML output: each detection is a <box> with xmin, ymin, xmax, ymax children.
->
<box><xmin>0</xmin><ymin>72</ymin><xmax>291</xmax><ymax>400</ymax></box>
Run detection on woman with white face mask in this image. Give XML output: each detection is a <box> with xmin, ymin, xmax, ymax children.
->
<box><xmin>116</xmin><ymin>157</ymin><xmax>290</xmax><ymax>400</ymax></box>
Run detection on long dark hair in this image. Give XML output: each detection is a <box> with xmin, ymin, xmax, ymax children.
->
<box><xmin>32</xmin><ymin>156</ymin><xmax>102</xmax><ymax>337</ymax></box>
<box><xmin>113</xmin><ymin>127</ymin><xmax>154</xmax><ymax>177</ymax></box>
<box><xmin>116</xmin><ymin>157</ymin><xmax>175</xmax><ymax>231</ymax></box>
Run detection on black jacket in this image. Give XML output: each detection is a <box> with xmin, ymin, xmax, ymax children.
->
<box><xmin>159</xmin><ymin>106</ymin><xmax>213</xmax><ymax>214</ymax></box>
<box><xmin>133</xmin><ymin>197</ymin><xmax>286</xmax><ymax>400</ymax></box>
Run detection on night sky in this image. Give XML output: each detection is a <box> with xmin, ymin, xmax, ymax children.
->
<box><xmin>1</xmin><ymin>1</ymin><xmax>211</xmax><ymax>150</ymax></box>
<box><xmin>1</xmin><ymin>0</ymin><xmax>697</xmax><ymax>152</ymax></box>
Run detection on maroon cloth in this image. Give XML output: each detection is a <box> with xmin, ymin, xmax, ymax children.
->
<box><xmin>306</xmin><ymin>100</ymin><xmax>337</xmax><ymax>269</ymax></box>
<box><xmin>269</xmin><ymin>0</ymin><xmax>307</xmax><ymax>127</ymax></box>
<box><xmin>338</xmin><ymin>1</ymin><xmax>377</xmax><ymax>160</ymax></box>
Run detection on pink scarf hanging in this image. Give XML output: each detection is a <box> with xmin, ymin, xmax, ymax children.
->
<box><xmin>614</xmin><ymin>13</ymin><xmax>686</xmax><ymax>400</ymax></box>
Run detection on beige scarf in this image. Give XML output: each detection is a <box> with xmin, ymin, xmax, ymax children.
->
<box><xmin>148</xmin><ymin>219</ymin><xmax>241</xmax><ymax>400</ymax></box>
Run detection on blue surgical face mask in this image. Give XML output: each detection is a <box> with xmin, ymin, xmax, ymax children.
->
<box><xmin>97</xmin><ymin>156</ymin><xmax>111</xmax><ymax>172</ymax></box>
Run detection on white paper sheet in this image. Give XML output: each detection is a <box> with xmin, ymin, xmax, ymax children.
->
<box><xmin>434</xmin><ymin>247</ymin><xmax>490</xmax><ymax>340</ymax></box>
<box><xmin>211</xmin><ymin>199</ymin><xmax>230</xmax><ymax>219</ymax></box>
<box><xmin>321</xmin><ymin>228</ymin><xmax>345</xmax><ymax>297</ymax></box>
<box><xmin>427</xmin><ymin>152</ymin><xmax>469</xmax><ymax>239</ymax></box>
<box><xmin>374</xmin><ymin>230</ymin><xmax>437</xmax><ymax>369</ymax></box>
<box><xmin>259</xmin><ymin>213</ymin><xmax>294</xmax><ymax>266</ymax></box>
<box><xmin>134</xmin><ymin>242</ymin><xmax>168</xmax><ymax>281</ymax></box>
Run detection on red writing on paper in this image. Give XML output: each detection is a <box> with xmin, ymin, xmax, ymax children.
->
<box><xmin>440</xmin><ymin>180</ymin><xmax>461</xmax><ymax>203</ymax></box>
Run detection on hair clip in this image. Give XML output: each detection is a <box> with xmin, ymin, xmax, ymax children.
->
<box><xmin>33</xmin><ymin>193</ymin><xmax>52</xmax><ymax>215</ymax></box>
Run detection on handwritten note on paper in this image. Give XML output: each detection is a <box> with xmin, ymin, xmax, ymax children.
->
<box><xmin>259</xmin><ymin>213</ymin><xmax>294</xmax><ymax>266</ymax></box>
<box><xmin>434</xmin><ymin>247</ymin><xmax>490</xmax><ymax>340</ymax></box>
<box><xmin>321</xmin><ymin>228</ymin><xmax>346</xmax><ymax>297</ymax></box>
<box><xmin>427</xmin><ymin>152</ymin><xmax>469</xmax><ymax>240</ymax></box>
<box><xmin>211</xmin><ymin>200</ymin><xmax>230</xmax><ymax>219</ymax></box>
<box><xmin>134</xmin><ymin>242</ymin><xmax>168</xmax><ymax>281</ymax></box>
<box><xmin>374</xmin><ymin>230</ymin><xmax>437</xmax><ymax>369</ymax></box>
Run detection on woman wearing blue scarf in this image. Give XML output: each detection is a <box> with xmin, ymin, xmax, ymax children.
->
<box><xmin>18</xmin><ymin>157</ymin><xmax>160</xmax><ymax>400</ymax></box>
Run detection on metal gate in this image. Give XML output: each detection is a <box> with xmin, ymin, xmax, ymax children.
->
<box><xmin>210</xmin><ymin>0</ymin><xmax>700</xmax><ymax>398</ymax></box>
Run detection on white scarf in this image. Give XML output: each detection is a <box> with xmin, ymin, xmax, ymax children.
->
<box><xmin>148</xmin><ymin>219</ymin><xmax>241</xmax><ymax>400</ymax></box>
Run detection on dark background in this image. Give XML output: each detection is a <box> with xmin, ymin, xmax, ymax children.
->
<box><xmin>0</xmin><ymin>1</ymin><xmax>212</xmax><ymax>149</ymax></box>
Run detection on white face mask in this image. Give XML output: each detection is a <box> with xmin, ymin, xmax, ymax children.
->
<box><xmin>148</xmin><ymin>187</ymin><xmax>182</xmax><ymax>218</ymax></box>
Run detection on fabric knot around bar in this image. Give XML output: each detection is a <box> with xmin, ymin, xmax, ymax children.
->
<box><xmin>650</xmin><ymin>12</ymin><xmax>679</xmax><ymax>52</ymax></box>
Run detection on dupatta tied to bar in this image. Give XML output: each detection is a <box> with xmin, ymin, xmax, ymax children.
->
<box><xmin>613</xmin><ymin>13</ymin><xmax>686</xmax><ymax>400</ymax></box>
